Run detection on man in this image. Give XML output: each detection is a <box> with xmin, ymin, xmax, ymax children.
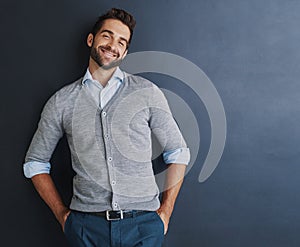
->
<box><xmin>23</xmin><ymin>8</ymin><xmax>190</xmax><ymax>247</ymax></box>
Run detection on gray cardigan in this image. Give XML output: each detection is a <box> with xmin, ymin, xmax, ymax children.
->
<box><xmin>25</xmin><ymin>73</ymin><xmax>190</xmax><ymax>212</ymax></box>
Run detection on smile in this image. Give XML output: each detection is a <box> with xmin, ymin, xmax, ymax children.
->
<box><xmin>100</xmin><ymin>48</ymin><xmax>118</xmax><ymax>58</ymax></box>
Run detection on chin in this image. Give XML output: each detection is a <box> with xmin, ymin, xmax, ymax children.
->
<box><xmin>102</xmin><ymin>59</ymin><xmax>122</xmax><ymax>70</ymax></box>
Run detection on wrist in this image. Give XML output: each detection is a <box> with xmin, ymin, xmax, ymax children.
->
<box><xmin>53</xmin><ymin>204</ymin><xmax>69</xmax><ymax>222</ymax></box>
<box><xmin>158</xmin><ymin>203</ymin><xmax>173</xmax><ymax>218</ymax></box>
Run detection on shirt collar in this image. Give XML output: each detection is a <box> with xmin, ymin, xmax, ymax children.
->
<box><xmin>82</xmin><ymin>67</ymin><xmax>124</xmax><ymax>86</ymax></box>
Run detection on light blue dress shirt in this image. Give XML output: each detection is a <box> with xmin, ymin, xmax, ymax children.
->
<box><xmin>23</xmin><ymin>67</ymin><xmax>190</xmax><ymax>178</ymax></box>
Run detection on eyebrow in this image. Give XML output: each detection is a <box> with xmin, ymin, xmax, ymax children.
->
<box><xmin>100</xmin><ymin>29</ymin><xmax>129</xmax><ymax>44</ymax></box>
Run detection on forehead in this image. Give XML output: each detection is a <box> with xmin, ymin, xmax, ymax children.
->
<box><xmin>99</xmin><ymin>19</ymin><xmax>130</xmax><ymax>41</ymax></box>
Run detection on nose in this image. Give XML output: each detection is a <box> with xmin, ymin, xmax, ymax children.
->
<box><xmin>106</xmin><ymin>38</ymin><xmax>118</xmax><ymax>51</ymax></box>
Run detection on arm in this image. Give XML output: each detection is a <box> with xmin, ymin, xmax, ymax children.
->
<box><xmin>148</xmin><ymin>84</ymin><xmax>190</xmax><ymax>234</ymax></box>
<box><xmin>24</xmin><ymin>92</ymin><xmax>67</xmax><ymax>229</ymax></box>
<box><xmin>157</xmin><ymin>163</ymin><xmax>186</xmax><ymax>235</ymax></box>
<box><xmin>31</xmin><ymin>174</ymin><xmax>70</xmax><ymax>231</ymax></box>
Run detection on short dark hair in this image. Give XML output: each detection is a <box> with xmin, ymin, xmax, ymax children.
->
<box><xmin>91</xmin><ymin>8</ymin><xmax>136</xmax><ymax>45</ymax></box>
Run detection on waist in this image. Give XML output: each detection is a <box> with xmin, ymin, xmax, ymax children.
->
<box><xmin>73</xmin><ymin>209</ymin><xmax>151</xmax><ymax>221</ymax></box>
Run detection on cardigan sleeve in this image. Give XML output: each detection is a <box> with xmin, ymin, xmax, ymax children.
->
<box><xmin>23</xmin><ymin>92</ymin><xmax>64</xmax><ymax>177</ymax></box>
<box><xmin>148</xmin><ymin>84</ymin><xmax>190</xmax><ymax>165</ymax></box>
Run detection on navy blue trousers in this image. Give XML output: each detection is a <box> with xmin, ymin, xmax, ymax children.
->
<box><xmin>64</xmin><ymin>211</ymin><xmax>164</xmax><ymax>247</ymax></box>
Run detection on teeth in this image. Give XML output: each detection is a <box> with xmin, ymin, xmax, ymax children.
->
<box><xmin>101</xmin><ymin>48</ymin><xmax>117</xmax><ymax>58</ymax></box>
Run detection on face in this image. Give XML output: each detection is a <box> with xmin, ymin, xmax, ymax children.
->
<box><xmin>87</xmin><ymin>19</ymin><xmax>131</xmax><ymax>70</ymax></box>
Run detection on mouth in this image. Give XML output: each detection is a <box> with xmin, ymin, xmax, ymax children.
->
<box><xmin>100</xmin><ymin>47</ymin><xmax>118</xmax><ymax>59</ymax></box>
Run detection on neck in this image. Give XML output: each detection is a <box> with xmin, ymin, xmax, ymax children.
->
<box><xmin>88</xmin><ymin>58</ymin><xmax>117</xmax><ymax>87</ymax></box>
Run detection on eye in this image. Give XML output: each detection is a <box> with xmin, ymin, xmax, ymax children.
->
<box><xmin>102</xmin><ymin>34</ymin><xmax>110</xmax><ymax>39</ymax></box>
<box><xmin>119</xmin><ymin>41</ymin><xmax>125</xmax><ymax>47</ymax></box>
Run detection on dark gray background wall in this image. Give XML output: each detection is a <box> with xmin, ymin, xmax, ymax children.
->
<box><xmin>1</xmin><ymin>0</ymin><xmax>300</xmax><ymax>246</ymax></box>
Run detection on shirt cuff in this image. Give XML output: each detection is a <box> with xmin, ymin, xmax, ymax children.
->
<box><xmin>163</xmin><ymin>148</ymin><xmax>190</xmax><ymax>165</ymax></box>
<box><xmin>23</xmin><ymin>161</ymin><xmax>51</xmax><ymax>178</ymax></box>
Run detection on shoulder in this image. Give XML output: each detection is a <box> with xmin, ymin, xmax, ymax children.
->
<box><xmin>48</xmin><ymin>77</ymin><xmax>82</xmax><ymax>102</ymax></box>
<box><xmin>53</xmin><ymin>77</ymin><xmax>82</xmax><ymax>99</ymax></box>
<box><xmin>123</xmin><ymin>72</ymin><xmax>162</xmax><ymax>93</ymax></box>
<box><xmin>43</xmin><ymin>77</ymin><xmax>83</xmax><ymax>112</ymax></box>
<box><xmin>123</xmin><ymin>72</ymin><xmax>168</xmax><ymax>106</ymax></box>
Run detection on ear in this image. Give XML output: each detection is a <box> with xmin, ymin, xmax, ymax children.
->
<box><xmin>87</xmin><ymin>33</ymin><xmax>94</xmax><ymax>47</ymax></box>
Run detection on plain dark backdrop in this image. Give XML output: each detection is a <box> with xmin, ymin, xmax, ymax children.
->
<box><xmin>1</xmin><ymin>0</ymin><xmax>300</xmax><ymax>246</ymax></box>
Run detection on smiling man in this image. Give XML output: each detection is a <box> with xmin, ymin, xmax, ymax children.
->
<box><xmin>23</xmin><ymin>8</ymin><xmax>190</xmax><ymax>247</ymax></box>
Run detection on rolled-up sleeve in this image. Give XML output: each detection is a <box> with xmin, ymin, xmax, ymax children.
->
<box><xmin>23</xmin><ymin>161</ymin><xmax>51</xmax><ymax>178</ymax></box>
<box><xmin>23</xmin><ymin>93</ymin><xmax>64</xmax><ymax>178</ymax></box>
<box><xmin>163</xmin><ymin>148</ymin><xmax>190</xmax><ymax>165</ymax></box>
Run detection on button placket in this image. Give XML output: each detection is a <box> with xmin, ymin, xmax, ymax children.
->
<box><xmin>101</xmin><ymin>110</ymin><xmax>118</xmax><ymax>210</ymax></box>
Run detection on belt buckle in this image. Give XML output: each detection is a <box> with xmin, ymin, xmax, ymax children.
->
<box><xmin>106</xmin><ymin>210</ymin><xmax>124</xmax><ymax>221</ymax></box>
